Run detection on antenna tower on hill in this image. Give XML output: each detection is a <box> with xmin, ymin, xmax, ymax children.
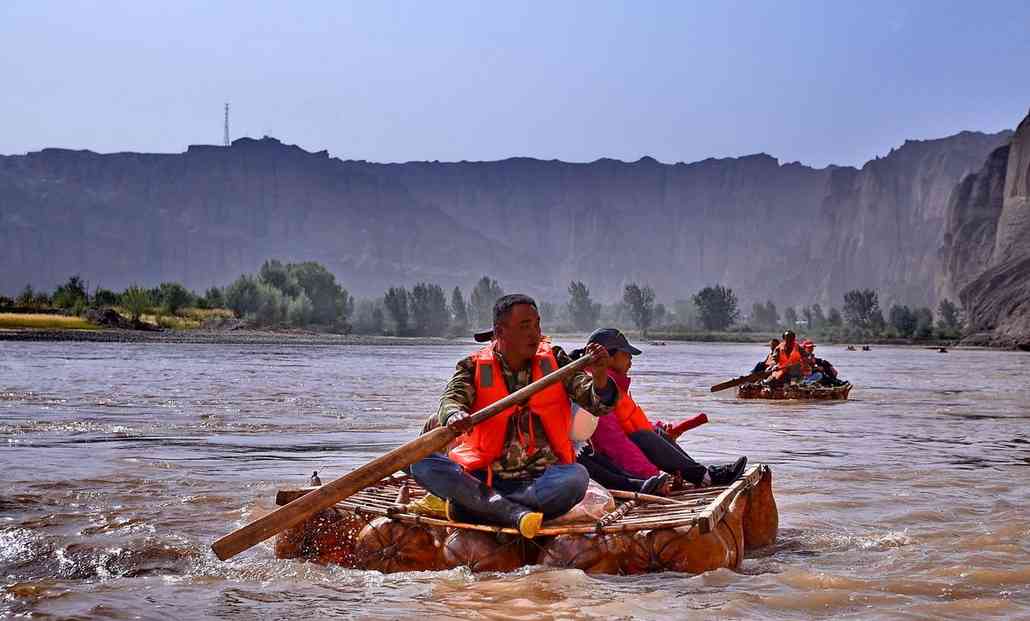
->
<box><xmin>223</xmin><ymin>103</ymin><xmax>230</xmax><ymax>147</ymax></box>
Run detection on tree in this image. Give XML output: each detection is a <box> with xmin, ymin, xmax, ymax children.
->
<box><xmin>251</xmin><ymin>282</ymin><xmax>286</xmax><ymax>325</ymax></box>
<box><xmin>92</xmin><ymin>288</ymin><xmax>119</xmax><ymax>307</ymax></box>
<box><xmin>204</xmin><ymin>287</ymin><xmax>225</xmax><ymax>309</ymax></box>
<box><xmin>567</xmin><ymin>281</ymin><xmax>601</xmax><ymax>332</ymax></box>
<box><xmin>937</xmin><ymin>299</ymin><xmax>961</xmax><ymax>333</ymax></box>
<box><xmin>225</xmin><ymin>274</ymin><xmax>262</xmax><ymax>318</ymax></box>
<box><xmin>469</xmin><ymin>276</ymin><xmax>504</xmax><ymax>328</ymax></box>
<box><xmin>843</xmin><ymin>289</ymin><xmax>882</xmax><ymax>333</ymax></box>
<box><xmin>889</xmin><ymin>305</ymin><xmax>917</xmax><ymax>337</ymax></box>
<box><xmin>53</xmin><ymin>275</ymin><xmax>88</xmax><ymax>309</ymax></box>
<box><xmin>828</xmin><ymin>307</ymin><xmax>843</xmax><ymax>327</ymax></box>
<box><xmin>538</xmin><ymin>301</ymin><xmax>560</xmax><ymax>326</ymax></box>
<box><xmin>410</xmin><ymin>282</ymin><xmax>449</xmax><ymax>336</ymax></box>
<box><xmin>121</xmin><ymin>285</ymin><xmax>152</xmax><ymax>323</ymax></box>
<box><xmin>383</xmin><ymin>287</ymin><xmax>410</xmax><ymax>335</ymax></box>
<box><xmin>258</xmin><ymin>259</ymin><xmax>301</xmax><ymax>298</ymax></box>
<box><xmin>624</xmin><ymin>283</ymin><xmax>657</xmax><ymax>336</ymax></box>
<box><xmin>810</xmin><ymin>303</ymin><xmax>826</xmax><ymax>329</ymax></box>
<box><xmin>692</xmin><ymin>285</ymin><xmax>738</xmax><ymax>331</ymax></box>
<box><xmin>352</xmin><ymin>299</ymin><xmax>386</xmax><ymax>335</ymax></box>
<box><xmin>16</xmin><ymin>285</ymin><xmax>36</xmax><ymax>308</ymax></box>
<box><xmin>286</xmin><ymin>292</ymin><xmax>314</xmax><ymax>326</ymax></box>
<box><xmin>783</xmin><ymin>306</ymin><xmax>798</xmax><ymax>329</ymax></box>
<box><xmin>913</xmin><ymin>307</ymin><xmax>934</xmax><ymax>338</ymax></box>
<box><xmin>158</xmin><ymin>282</ymin><xmax>193</xmax><ymax>314</ymax></box>
<box><xmin>653</xmin><ymin>303</ymin><xmax>667</xmax><ymax>327</ymax></box>
<box><xmin>750</xmin><ymin>300</ymin><xmax>779</xmax><ymax>331</ymax></box>
<box><xmin>450</xmin><ymin>287</ymin><xmax>468</xmax><ymax>335</ymax></box>
<box><xmin>286</xmin><ymin>261</ymin><xmax>353</xmax><ymax>325</ymax></box>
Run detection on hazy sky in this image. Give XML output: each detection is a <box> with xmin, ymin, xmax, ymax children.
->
<box><xmin>2</xmin><ymin>1</ymin><xmax>1028</xmax><ymax>167</ymax></box>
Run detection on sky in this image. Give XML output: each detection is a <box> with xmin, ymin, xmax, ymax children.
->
<box><xmin>2</xmin><ymin>0</ymin><xmax>1029</xmax><ymax>168</ymax></box>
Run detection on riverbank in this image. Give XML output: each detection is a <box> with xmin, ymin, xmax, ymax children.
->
<box><xmin>0</xmin><ymin>326</ymin><xmax>1003</xmax><ymax>351</ymax></box>
<box><xmin>0</xmin><ymin>327</ymin><xmax>469</xmax><ymax>347</ymax></box>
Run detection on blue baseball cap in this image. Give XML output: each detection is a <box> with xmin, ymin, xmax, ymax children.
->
<box><xmin>587</xmin><ymin>328</ymin><xmax>642</xmax><ymax>356</ymax></box>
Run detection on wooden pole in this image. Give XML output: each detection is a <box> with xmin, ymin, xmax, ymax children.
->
<box><xmin>710</xmin><ymin>368</ymin><xmax>773</xmax><ymax>393</ymax></box>
<box><xmin>210</xmin><ymin>350</ymin><xmax>599</xmax><ymax>561</ymax></box>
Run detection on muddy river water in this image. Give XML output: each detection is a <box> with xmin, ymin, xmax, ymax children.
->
<box><xmin>1</xmin><ymin>340</ymin><xmax>1028</xmax><ymax>619</ymax></box>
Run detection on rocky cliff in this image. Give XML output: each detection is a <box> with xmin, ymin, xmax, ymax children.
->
<box><xmin>0</xmin><ymin>138</ymin><xmax>534</xmax><ymax>297</ymax></box>
<box><xmin>0</xmin><ymin>131</ymin><xmax>1010</xmax><ymax>309</ymax></box>
<box><xmin>944</xmin><ymin>111</ymin><xmax>1030</xmax><ymax>347</ymax></box>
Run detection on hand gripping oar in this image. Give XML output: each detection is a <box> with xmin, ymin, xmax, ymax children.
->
<box><xmin>210</xmin><ymin>350</ymin><xmax>600</xmax><ymax>561</ymax></box>
<box><xmin>710</xmin><ymin>368</ymin><xmax>774</xmax><ymax>392</ymax></box>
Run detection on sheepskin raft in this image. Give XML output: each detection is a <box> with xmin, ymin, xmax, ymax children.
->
<box><xmin>273</xmin><ymin>464</ymin><xmax>778</xmax><ymax>575</ymax></box>
<box><xmin>737</xmin><ymin>381</ymin><xmax>852</xmax><ymax>400</ymax></box>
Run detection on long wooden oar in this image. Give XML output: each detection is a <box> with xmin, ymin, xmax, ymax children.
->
<box><xmin>211</xmin><ymin>350</ymin><xmax>600</xmax><ymax>561</ymax></box>
<box><xmin>710</xmin><ymin>368</ymin><xmax>773</xmax><ymax>393</ymax></box>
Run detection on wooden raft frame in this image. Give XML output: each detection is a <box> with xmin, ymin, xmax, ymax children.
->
<box><xmin>737</xmin><ymin>382</ymin><xmax>852</xmax><ymax>401</ymax></box>
<box><xmin>276</xmin><ymin>464</ymin><xmax>768</xmax><ymax>537</ymax></box>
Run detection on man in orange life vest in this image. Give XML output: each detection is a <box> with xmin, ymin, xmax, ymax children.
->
<box><xmin>767</xmin><ymin>330</ymin><xmax>811</xmax><ymax>385</ymax></box>
<box><xmin>410</xmin><ymin>294</ymin><xmax>617</xmax><ymax>538</ymax></box>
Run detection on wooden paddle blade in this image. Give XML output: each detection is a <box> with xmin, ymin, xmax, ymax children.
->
<box><xmin>210</xmin><ymin>425</ymin><xmax>458</xmax><ymax>561</ymax></box>
<box><xmin>710</xmin><ymin>369</ymin><xmax>772</xmax><ymax>392</ymax></box>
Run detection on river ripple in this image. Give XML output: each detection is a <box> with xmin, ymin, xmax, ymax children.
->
<box><xmin>1</xmin><ymin>340</ymin><xmax>1028</xmax><ymax>619</ymax></box>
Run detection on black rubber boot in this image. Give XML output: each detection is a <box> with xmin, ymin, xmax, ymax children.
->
<box><xmin>707</xmin><ymin>456</ymin><xmax>748</xmax><ymax>486</ymax></box>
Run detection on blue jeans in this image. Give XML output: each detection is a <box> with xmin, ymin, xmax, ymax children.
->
<box><xmin>410</xmin><ymin>452</ymin><xmax>589</xmax><ymax>521</ymax></box>
<box><xmin>802</xmin><ymin>371</ymin><xmax>824</xmax><ymax>384</ymax></box>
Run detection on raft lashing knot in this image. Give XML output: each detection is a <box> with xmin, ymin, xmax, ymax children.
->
<box><xmin>273</xmin><ymin>464</ymin><xmax>778</xmax><ymax>575</ymax></box>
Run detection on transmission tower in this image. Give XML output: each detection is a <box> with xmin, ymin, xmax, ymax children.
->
<box><xmin>223</xmin><ymin>103</ymin><xmax>230</xmax><ymax>147</ymax></box>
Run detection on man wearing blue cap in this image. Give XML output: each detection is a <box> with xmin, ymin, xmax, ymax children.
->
<box><xmin>578</xmin><ymin>327</ymin><xmax>748</xmax><ymax>487</ymax></box>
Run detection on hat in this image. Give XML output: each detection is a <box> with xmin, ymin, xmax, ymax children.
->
<box><xmin>587</xmin><ymin>328</ymin><xmax>642</xmax><ymax>356</ymax></box>
<box><xmin>801</xmin><ymin>339</ymin><xmax>815</xmax><ymax>350</ymax></box>
<box><xmin>473</xmin><ymin>329</ymin><xmax>494</xmax><ymax>343</ymax></box>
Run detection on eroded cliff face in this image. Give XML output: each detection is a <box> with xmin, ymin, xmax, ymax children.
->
<box><xmin>355</xmin><ymin>130</ymin><xmax>1008</xmax><ymax>307</ymax></box>
<box><xmin>0</xmin><ymin>131</ymin><xmax>1010</xmax><ymax>308</ymax></box>
<box><xmin>938</xmin><ymin>144</ymin><xmax>1010</xmax><ymax>302</ymax></box>
<box><xmin>0</xmin><ymin>138</ymin><xmax>533</xmax><ymax>297</ymax></box>
<box><xmin>950</xmin><ymin>112</ymin><xmax>1030</xmax><ymax>347</ymax></box>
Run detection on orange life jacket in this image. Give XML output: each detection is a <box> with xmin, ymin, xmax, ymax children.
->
<box><xmin>613</xmin><ymin>386</ymin><xmax>653</xmax><ymax>434</ymax></box>
<box><xmin>448</xmin><ymin>340</ymin><xmax>574</xmax><ymax>477</ymax></box>
<box><xmin>773</xmin><ymin>343</ymin><xmax>811</xmax><ymax>378</ymax></box>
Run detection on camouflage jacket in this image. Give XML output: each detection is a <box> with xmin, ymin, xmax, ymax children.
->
<box><xmin>437</xmin><ymin>345</ymin><xmax>617</xmax><ymax>479</ymax></box>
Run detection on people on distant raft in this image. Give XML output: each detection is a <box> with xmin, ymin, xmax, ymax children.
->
<box><xmin>766</xmin><ymin>330</ymin><xmax>811</xmax><ymax>386</ymax></box>
<box><xmin>573</xmin><ymin>328</ymin><xmax>748</xmax><ymax>488</ymax></box>
<box><xmin>802</xmin><ymin>340</ymin><xmax>846</xmax><ymax>387</ymax></box>
<box><xmin>751</xmin><ymin>338</ymin><xmax>780</xmax><ymax>374</ymax></box>
<box><xmin>798</xmin><ymin>340</ymin><xmax>825</xmax><ymax>384</ymax></box>
<box><xmin>409</xmin><ymin>294</ymin><xmax>616</xmax><ymax>539</ymax></box>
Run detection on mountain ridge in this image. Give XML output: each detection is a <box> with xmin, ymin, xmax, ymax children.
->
<box><xmin>0</xmin><ymin>130</ymin><xmax>1012</xmax><ymax>311</ymax></box>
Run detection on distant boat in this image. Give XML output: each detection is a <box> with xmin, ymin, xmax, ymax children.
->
<box><xmin>861</xmin><ymin>345</ymin><xmax>871</xmax><ymax>351</ymax></box>
<box><xmin>846</xmin><ymin>345</ymin><xmax>856</xmax><ymax>351</ymax></box>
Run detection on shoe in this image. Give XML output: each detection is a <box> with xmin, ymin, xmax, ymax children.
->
<box><xmin>517</xmin><ymin>511</ymin><xmax>544</xmax><ymax>538</ymax></box>
<box><xmin>640</xmin><ymin>472</ymin><xmax>671</xmax><ymax>496</ymax></box>
<box><xmin>707</xmin><ymin>456</ymin><xmax>748</xmax><ymax>486</ymax></box>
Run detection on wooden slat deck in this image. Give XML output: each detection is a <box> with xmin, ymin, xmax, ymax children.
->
<box><xmin>276</xmin><ymin>464</ymin><xmax>768</xmax><ymax>537</ymax></box>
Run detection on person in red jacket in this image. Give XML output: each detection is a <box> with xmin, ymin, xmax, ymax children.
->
<box><xmin>575</xmin><ymin>328</ymin><xmax>748</xmax><ymax>487</ymax></box>
<box><xmin>410</xmin><ymin>294</ymin><xmax>616</xmax><ymax>538</ymax></box>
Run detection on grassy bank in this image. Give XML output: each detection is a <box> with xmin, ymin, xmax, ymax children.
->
<box><xmin>0</xmin><ymin>313</ymin><xmax>96</xmax><ymax>330</ymax></box>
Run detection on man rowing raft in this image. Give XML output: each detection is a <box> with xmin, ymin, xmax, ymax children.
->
<box><xmin>410</xmin><ymin>294</ymin><xmax>616</xmax><ymax>538</ymax></box>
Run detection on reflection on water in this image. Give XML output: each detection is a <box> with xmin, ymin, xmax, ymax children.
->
<box><xmin>1</xmin><ymin>340</ymin><xmax>1029</xmax><ymax>619</ymax></box>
